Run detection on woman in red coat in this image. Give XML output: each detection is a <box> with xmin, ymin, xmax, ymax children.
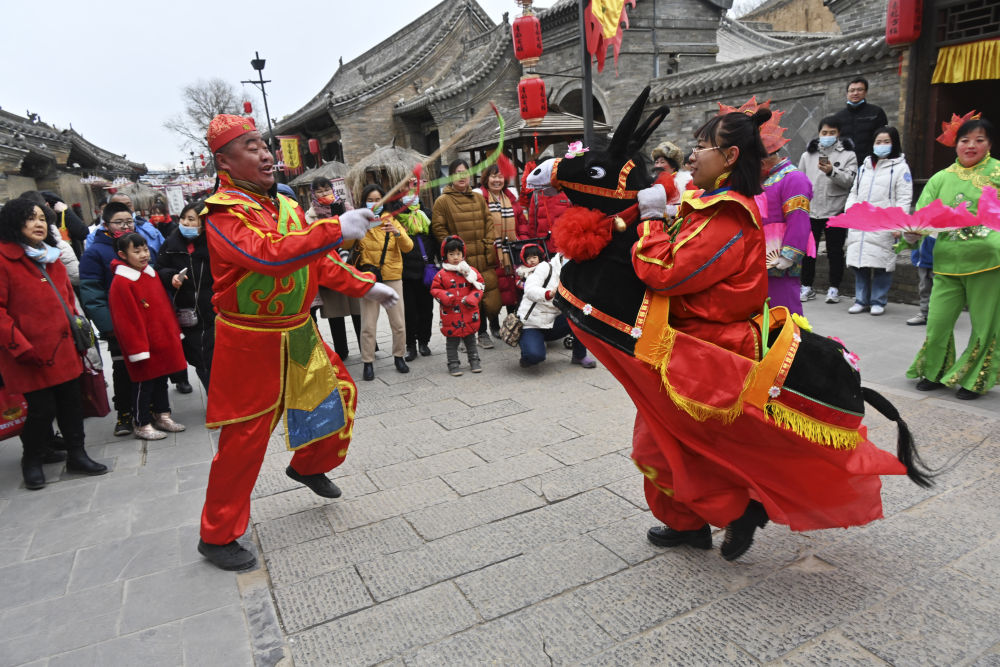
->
<box><xmin>0</xmin><ymin>199</ymin><xmax>107</xmax><ymax>489</ymax></box>
<box><xmin>108</xmin><ymin>233</ymin><xmax>187</xmax><ymax>441</ymax></box>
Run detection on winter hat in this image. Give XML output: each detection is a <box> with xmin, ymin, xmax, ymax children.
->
<box><xmin>519</xmin><ymin>243</ymin><xmax>544</xmax><ymax>264</ymax></box>
<box><xmin>650</xmin><ymin>141</ymin><xmax>684</xmax><ymax>170</ymax></box>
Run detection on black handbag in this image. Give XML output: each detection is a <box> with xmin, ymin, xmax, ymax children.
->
<box><xmin>358</xmin><ymin>231</ymin><xmax>391</xmax><ymax>282</ymax></box>
<box><xmin>37</xmin><ymin>262</ymin><xmax>93</xmax><ymax>354</ymax></box>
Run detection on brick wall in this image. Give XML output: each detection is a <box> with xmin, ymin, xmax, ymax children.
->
<box><xmin>743</xmin><ymin>0</ymin><xmax>842</xmax><ymax>32</ymax></box>
<box><xmin>824</xmin><ymin>0</ymin><xmax>888</xmax><ymax>35</ymax></box>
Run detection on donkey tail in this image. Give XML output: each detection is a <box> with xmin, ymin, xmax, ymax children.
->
<box><xmin>862</xmin><ymin>387</ymin><xmax>934</xmax><ymax>488</ymax></box>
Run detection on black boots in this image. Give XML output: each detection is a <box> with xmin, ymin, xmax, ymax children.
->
<box><xmin>720</xmin><ymin>500</ymin><xmax>768</xmax><ymax>561</ymax></box>
<box><xmin>22</xmin><ymin>461</ymin><xmax>45</xmax><ymax>490</ymax></box>
<box><xmin>404</xmin><ymin>345</ymin><xmax>418</xmax><ymax>362</ymax></box>
<box><xmin>198</xmin><ymin>539</ymin><xmax>257</xmax><ymax>571</ymax></box>
<box><xmin>22</xmin><ymin>447</ymin><xmax>107</xmax><ymax>490</ymax></box>
<box><xmin>418</xmin><ymin>342</ymin><xmax>431</xmax><ymax>357</ymax></box>
<box><xmin>66</xmin><ymin>449</ymin><xmax>109</xmax><ymax>476</ymax></box>
<box><xmin>362</xmin><ymin>362</ymin><xmax>374</xmax><ymax>381</ymax></box>
<box><xmin>647</xmin><ymin>524</ymin><xmax>712</xmax><ymax>549</ymax></box>
<box><xmin>394</xmin><ymin>357</ymin><xmax>410</xmax><ymax>374</ymax></box>
<box><xmin>286</xmin><ymin>465</ymin><xmax>342</xmax><ymax>498</ymax></box>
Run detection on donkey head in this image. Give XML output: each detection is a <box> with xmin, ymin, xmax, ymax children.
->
<box><xmin>526</xmin><ymin>86</ymin><xmax>669</xmax><ymax>214</ymax></box>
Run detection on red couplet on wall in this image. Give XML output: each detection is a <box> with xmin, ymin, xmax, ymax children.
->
<box><xmin>885</xmin><ymin>0</ymin><xmax>922</xmax><ymax>45</ymax></box>
<box><xmin>512</xmin><ymin>13</ymin><xmax>543</xmax><ymax>67</ymax></box>
<box><xmin>517</xmin><ymin>76</ymin><xmax>548</xmax><ymax>126</ymax></box>
<box><xmin>308</xmin><ymin>138</ymin><xmax>320</xmax><ymax>154</ymax></box>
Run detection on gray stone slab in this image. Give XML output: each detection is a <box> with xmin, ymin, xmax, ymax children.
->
<box><xmin>441</xmin><ymin>450</ymin><xmax>563</xmax><ymax>496</ymax></box>
<box><xmin>587</xmin><ymin>512</ymin><xmax>667</xmax><ymax>565</ymax></box>
<box><xmin>141</xmin><ymin>441</ymin><xmax>215</xmax><ymax>470</ymax></box>
<box><xmin>951</xmin><ymin>536</ymin><xmax>1000</xmax><ymax>587</ymax></box>
<box><xmin>251</xmin><ymin>485</ymin><xmax>346</xmax><ymax>524</ymax></box>
<box><xmin>95</xmin><ymin>621</ymin><xmax>184</xmax><ymax>666</ymax></box>
<box><xmin>524</xmin><ymin>451</ymin><xmax>635</xmax><ymax>502</ymax></box>
<box><xmin>540</xmin><ymin>427</ymin><xmax>632</xmax><ymax>465</ymax></box>
<box><xmin>403</xmin><ymin>482</ymin><xmax>545</xmax><ymax>540</ymax></box>
<box><xmin>176</xmin><ymin>461</ymin><xmax>212</xmax><ymax>494</ymax></box>
<box><xmin>0</xmin><ymin>483</ymin><xmax>96</xmax><ymax>528</ymax></box>
<box><xmin>354</xmin><ymin>393</ymin><xmax>414</xmax><ymax>419</ymax></box>
<box><xmin>0</xmin><ymin>523</ymin><xmax>29</xmax><ymax>568</ymax></box>
<box><xmin>603</xmin><ymin>473</ymin><xmax>649</xmax><ymax>510</ymax></box>
<box><xmin>329</xmin><ymin>438</ymin><xmax>417</xmax><ymax>477</ymax></box>
<box><xmin>239</xmin><ymin>569</ymin><xmax>287</xmax><ymax>667</ymax></box>
<box><xmin>325</xmin><ymin>477</ymin><xmax>455</xmax><ymax>531</ymax></box>
<box><xmin>368</xmin><ymin>448</ymin><xmax>485</xmax><ymax>490</ymax></box>
<box><xmin>403</xmin><ymin>421</ymin><xmax>495</xmax><ymax>458</ymax></box>
<box><xmin>27</xmin><ymin>504</ymin><xmax>131</xmax><ymax>559</ymax></box>
<box><xmin>0</xmin><ymin>552</ymin><xmax>73</xmax><ymax>609</ymax></box>
<box><xmin>432</xmin><ymin>398</ymin><xmax>528</xmax><ymax>430</ymax></box>
<box><xmin>90</xmin><ymin>470</ymin><xmax>178</xmax><ymax>510</ymax></box>
<box><xmin>256</xmin><ymin>507</ymin><xmax>333</xmax><ymax>552</ymax></box>
<box><xmin>290</xmin><ymin>583</ymin><xmax>477</xmax><ymax>667</ymax></box>
<box><xmin>68</xmin><ymin>526</ymin><xmax>181</xmax><ymax>592</ymax></box>
<box><xmin>777</xmin><ymin>631</ymin><xmax>890</xmax><ymax>666</ymax></box>
<box><xmin>384</xmin><ymin>398</ymin><xmax>468</xmax><ymax>426</ymax></box>
<box><xmin>273</xmin><ymin>566</ymin><xmax>373</xmax><ymax>633</ymax></box>
<box><xmin>469</xmin><ymin>422</ymin><xmax>580</xmax><ymax>462</ymax></box>
<box><xmin>841</xmin><ymin>569</ymin><xmax>1000</xmax><ymax>666</ymax></box>
<box><xmin>182</xmin><ymin>604</ymin><xmax>254</xmax><ymax>667</ymax></box>
<box><xmin>129</xmin><ymin>487</ymin><xmax>206</xmax><ymax>535</ymax></box>
<box><xmin>120</xmin><ymin>561</ymin><xmax>242</xmax><ymax>634</ymax></box>
<box><xmin>455</xmin><ymin>536</ymin><xmax>626</xmax><ymax>619</ymax></box>
<box><xmin>265</xmin><ymin>517</ymin><xmax>423</xmax><ymax>588</ymax></box>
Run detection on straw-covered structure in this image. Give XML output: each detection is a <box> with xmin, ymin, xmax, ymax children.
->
<box><xmin>345</xmin><ymin>145</ymin><xmax>432</xmax><ymax>202</ymax></box>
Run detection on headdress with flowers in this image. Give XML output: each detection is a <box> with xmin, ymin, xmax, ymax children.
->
<box><xmin>718</xmin><ymin>97</ymin><xmax>789</xmax><ymax>155</ymax></box>
<box><xmin>936</xmin><ymin>110</ymin><xmax>981</xmax><ymax>147</ymax></box>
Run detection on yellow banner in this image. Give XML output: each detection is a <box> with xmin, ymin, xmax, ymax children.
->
<box><xmin>932</xmin><ymin>38</ymin><xmax>1000</xmax><ymax>84</ymax></box>
<box><xmin>279</xmin><ymin>136</ymin><xmax>301</xmax><ymax>170</ymax></box>
<box><xmin>590</xmin><ymin>0</ymin><xmax>626</xmax><ymax>39</ymax></box>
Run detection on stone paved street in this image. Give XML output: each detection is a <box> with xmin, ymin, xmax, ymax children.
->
<box><xmin>1</xmin><ymin>299</ymin><xmax>998</xmax><ymax>666</ymax></box>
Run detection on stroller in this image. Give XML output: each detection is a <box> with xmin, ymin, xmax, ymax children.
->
<box><xmin>496</xmin><ymin>232</ymin><xmax>575</xmax><ymax>350</ymax></box>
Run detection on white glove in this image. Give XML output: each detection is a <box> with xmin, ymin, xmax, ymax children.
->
<box><xmin>638</xmin><ymin>184</ymin><xmax>667</xmax><ymax>220</ymax></box>
<box><xmin>363</xmin><ymin>282</ymin><xmax>399</xmax><ymax>308</ymax></box>
<box><xmin>770</xmin><ymin>256</ymin><xmax>794</xmax><ymax>271</ymax></box>
<box><xmin>902</xmin><ymin>231</ymin><xmax>922</xmax><ymax>244</ymax></box>
<box><xmin>338</xmin><ymin>208</ymin><xmax>378</xmax><ymax>240</ymax></box>
<box><xmin>665</xmin><ymin>204</ymin><xmax>678</xmax><ymax>219</ymax></box>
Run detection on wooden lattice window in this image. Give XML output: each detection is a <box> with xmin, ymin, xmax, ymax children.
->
<box><xmin>935</xmin><ymin>0</ymin><xmax>1000</xmax><ymax>46</ymax></box>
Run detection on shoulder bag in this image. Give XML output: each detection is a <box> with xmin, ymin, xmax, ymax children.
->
<box><xmin>499</xmin><ymin>263</ymin><xmax>552</xmax><ymax>347</ymax></box>
<box><xmin>36</xmin><ymin>262</ymin><xmax>93</xmax><ymax>354</ymax></box>
<box><xmin>358</xmin><ymin>231</ymin><xmax>391</xmax><ymax>282</ymax></box>
<box><xmin>416</xmin><ymin>236</ymin><xmax>439</xmax><ymax>287</ymax></box>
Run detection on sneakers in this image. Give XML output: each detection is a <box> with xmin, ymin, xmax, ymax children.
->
<box><xmin>825</xmin><ymin>287</ymin><xmax>840</xmax><ymax>304</ymax></box>
<box><xmin>571</xmin><ymin>355</ymin><xmax>597</xmax><ymax>369</ymax></box>
<box><xmin>198</xmin><ymin>539</ymin><xmax>257</xmax><ymax>571</ymax></box>
<box><xmin>647</xmin><ymin>524</ymin><xmax>712</xmax><ymax>549</ymax></box>
<box><xmin>800</xmin><ymin>286</ymin><xmax>816</xmax><ymax>302</ymax></box>
<box><xmin>449</xmin><ymin>364</ymin><xmax>463</xmax><ymax>377</ymax></box>
<box><xmin>134</xmin><ymin>424</ymin><xmax>168</xmax><ymax>440</ymax></box>
<box><xmin>847</xmin><ymin>303</ymin><xmax>867</xmax><ymax>314</ymax></box>
<box><xmin>478</xmin><ymin>332</ymin><xmax>495</xmax><ymax>349</ymax></box>
<box><xmin>285</xmin><ymin>465</ymin><xmax>342</xmax><ymax>498</ymax></box>
<box><xmin>870</xmin><ymin>305</ymin><xmax>885</xmax><ymax>316</ymax></box>
<box><xmin>114</xmin><ymin>412</ymin><xmax>134</xmax><ymax>437</ymax></box>
<box><xmin>153</xmin><ymin>413</ymin><xmax>186</xmax><ymax>433</ymax></box>
<box><xmin>470</xmin><ymin>359</ymin><xmax>482</xmax><ymax>373</ymax></box>
<box><xmin>906</xmin><ymin>313</ymin><xmax>927</xmax><ymax>326</ymax></box>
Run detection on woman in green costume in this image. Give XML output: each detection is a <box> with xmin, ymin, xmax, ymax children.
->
<box><xmin>907</xmin><ymin>116</ymin><xmax>1000</xmax><ymax>399</ymax></box>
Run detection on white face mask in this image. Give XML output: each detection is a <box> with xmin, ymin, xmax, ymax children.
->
<box><xmin>873</xmin><ymin>144</ymin><xmax>892</xmax><ymax>158</ymax></box>
<box><xmin>818</xmin><ymin>135</ymin><xmax>837</xmax><ymax>148</ymax></box>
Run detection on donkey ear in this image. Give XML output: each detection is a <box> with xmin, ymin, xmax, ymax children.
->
<box><xmin>628</xmin><ymin>105</ymin><xmax>671</xmax><ymax>155</ymax></box>
<box><xmin>608</xmin><ymin>86</ymin><xmax>652</xmax><ymax>157</ymax></box>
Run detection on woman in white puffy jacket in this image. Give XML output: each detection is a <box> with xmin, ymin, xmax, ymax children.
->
<box><xmin>844</xmin><ymin>126</ymin><xmax>913</xmax><ymax>315</ymax></box>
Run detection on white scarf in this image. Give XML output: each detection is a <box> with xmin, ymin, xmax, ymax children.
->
<box><xmin>441</xmin><ymin>260</ymin><xmax>484</xmax><ymax>290</ymax></box>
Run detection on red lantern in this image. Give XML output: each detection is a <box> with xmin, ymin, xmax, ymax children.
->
<box><xmin>243</xmin><ymin>101</ymin><xmax>253</xmax><ymax>114</ymax></box>
<box><xmin>308</xmin><ymin>138</ymin><xmax>320</xmax><ymax>154</ymax></box>
<box><xmin>885</xmin><ymin>0</ymin><xmax>921</xmax><ymax>45</ymax></box>
<box><xmin>517</xmin><ymin>76</ymin><xmax>547</xmax><ymax>126</ymax></box>
<box><xmin>512</xmin><ymin>13</ymin><xmax>543</xmax><ymax>67</ymax></box>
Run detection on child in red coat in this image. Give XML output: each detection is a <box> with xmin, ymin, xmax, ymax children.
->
<box><xmin>430</xmin><ymin>236</ymin><xmax>483</xmax><ymax>376</ymax></box>
<box><xmin>109</xmin><ymin>232</ymin><xmax>187</xmax><ymax>440</ymax></box>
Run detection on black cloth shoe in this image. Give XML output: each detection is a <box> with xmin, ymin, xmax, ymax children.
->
<box><xmin>42</xmin><ymin>448</ymin><xmax>67</xmax><ymax>464</ymax></box>
<box><xmin>198</xmin><ymin>539</ymin><xmax>257</xmax><ymax>571</ymax></box>
<box><xmin>22</xmin><ymin>463</ymin><xmax>45</xmax><ymax>490</ymax></box>
<box><xmin>916</xmin><ymin>378</ymin><xmax>946</xmax><ymax>391</ymax></box>
<box><xmin>404</xmin><ymin>345</ymin><xmax>418</xmax><ymax>362</ymax></box>
<box><xmin>418</xmin><ymin>342</ymin><xmax>431</xmax><ymax>357</ymax></box>
<box><xmin>647</xmin><ymin>524</ymin><xmax>712</xmax><ymax>549</ymax></box>
<box><xmin>114</xmin><ymin>413</ymin><xmax>134</xmax><ymax>436</ymax></box>
<box><xmin>175</xmin><ymin>381</ymin><xmax>193</xmax><ymax>394</ymax></box>
<box><xmin>66</xmin><ymin>449</ymin><xmax>109</xmax><ymax>476</ymax></box>
<box><xmin>394</xmin><ymin>356</ymin><xmax>410</xmax><ymax>374</ymax></box>
<box><xmin>720</xmin><ymin>500</ymin><xmax>768</xmax><ymax>561</ymax></box>
<box><xmin>49</xmin><ymin>433</ymin><xmax>68</xmax><ymax>450</ymax></box>
<box><xmin>362</xmin><ymin>362</ymin><xmax>374</xmax><ymax>381</ymax></box>
<box><xmin>956</xmin><ymin>387</ymin><xmax>981</xmax><ymax>400</ymax></box>
<box><xmin>286</xmin><ymin>465</ymin><xmax>342</xmax><ymax>498</ymax></box>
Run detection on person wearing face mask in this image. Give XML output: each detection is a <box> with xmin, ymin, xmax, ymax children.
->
<box><xmin>396</xmin><ymin>178</ymin><xmax>437</xmax><ymax>361</ymax></box>
<box><xmin>305</xmin><ymin>177</ymin><xmax>363</xmax><ymax>361</ymax></box>
<box><xmin>79</xmin><ymin>201</ymin><xmax>140</xmax><ymax>436</ymax></box>
<box><xmin>831</xmin><ymin>77</ymin><xmax>888</xmax><ymax>167</ymax></box>
<box><xmin>155</xmin><ymin>202</ymin><xmax>216</xmax><ymax>391</ymax></box>
<box><xmin>478</xmin><ymin>163</ymin><xmax>526</xmax><ymax>334</ymax></box>
<box><xmin>798</xmin><ymin>117</ymin><xmax>858</xmax><ymax>304</ymax></box>
<box><xmin>843</xmin><ymin>126</ymin><xmax>912</xmax><ymax>317</ymax></box>
<box><xmin>148</xmin><ymin>202</ymin><xmax>177</xmax><ymax>239</ymax></box>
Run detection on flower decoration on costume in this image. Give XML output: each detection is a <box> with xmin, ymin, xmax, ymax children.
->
<box><xmin>790</xmin><ymin>313</ymin><xmax>812</xmax><ymax>332</ymax></box>
<box><xmin>936</xmin><ymin>110</ymin><xmax>980</xmax><ymax>147</ymax></box>
<box><xmin>582</xmin><ymin>303</ymin><xmax>594</xmax><ymax>316</ymax></box>
<box><xmin>718</xmin><ymin>97</ymin><xmax>789</xmax><ymax>154</ymax></box>
<box><xmin>630</xmin><ymin>327</ymin><xmax>642</xmax><ymax>339</ymax></box>
<box><xmin>842</xmin><ymin>349</ymin><xmax>861</xmax><ymax>372</ymax></box>
<box><xmin>768</xmin><ymin>385</ymin><xmax>782</xmax><ymax>398</ymax></box>
<box><xmin>565</xmin><ymin>141</ymin><xmax>590</xmax><ymax>159</ymax></box>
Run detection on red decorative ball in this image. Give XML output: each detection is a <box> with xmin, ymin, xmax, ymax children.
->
<box><xmin>553</xmin><ymin>207</ymin><xmax>610</xmax><ymax>261</ymax></box>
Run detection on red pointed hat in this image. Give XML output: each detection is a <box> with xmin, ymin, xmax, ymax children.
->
<box><xmin>718</xmin><ymin>96</ymin><xmax>789</xmax><ymax>155</ymax></box>
<box><xmin>207</xmin><ymin>114</ymin><xmax>257</xmax><ymax>153</ymax></box>
<box><xmin>936</xmin><ymin>110</ymin><xmax>981</xmax><ymax>147</ymax></box>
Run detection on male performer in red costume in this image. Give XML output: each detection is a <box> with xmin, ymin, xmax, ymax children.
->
<box><xmin>196</xmin><ymin>114</ymin><xmax>396</xmax><ymax>570</ymax></box>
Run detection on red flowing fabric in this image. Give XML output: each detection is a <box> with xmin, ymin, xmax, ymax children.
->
<box><xmin>573</xmin><ymin>326</ymin><xmax>906</xmax><ymax>531</ymax></box>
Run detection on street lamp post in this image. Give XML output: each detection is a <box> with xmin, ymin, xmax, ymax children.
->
<box><xmin>243</xmin><ymin>51</ymin><xmax>276</xmax><ymax>150</ymax></box>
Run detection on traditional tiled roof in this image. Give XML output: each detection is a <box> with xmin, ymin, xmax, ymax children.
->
<box><xmin>456</xmin><ymin>107</ymin><xmax>613</xmax><ymax>152</ymax></box>
<box><xmin>716</xmin><ymin>15</ymin><xmax>795</xmax><ymax>62</ymax></box>
<box><xmin>650</xmin><ymin>27</ymin><xmax>888</xmax><ymax>101</ymax></box>
<box><xmin>274</xmin><ymin>0</ymin><xmax>495</xmax><ymax>133</ymax></box>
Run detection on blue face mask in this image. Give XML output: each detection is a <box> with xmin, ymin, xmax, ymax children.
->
<box><xmin>366</xmin><ymin>201</ymin><xmax>383</xmax><ymax>215</ymax></box>
<box><xmin>846</xmin><ymin>99</ymin><xmax>865</xmax><ymax>107</ymax></box>
<box><xmin>401</xmin><ymin>194</ymin><xmax>419</xmax><ymax>207</ymax></box>
<box><xmin>818</xmin><ymin>135</ymin><xmax>837</xmax><ymax>148</ymax></box>
<box><xmin>873</xmin><ymin>144</ymin><xmax>892</xmax><ymax>158</ymax></box>
<box><xmin>178</xmin><ymin>225</ymin><xmax>200</xmax><ymax>239</ymax></box>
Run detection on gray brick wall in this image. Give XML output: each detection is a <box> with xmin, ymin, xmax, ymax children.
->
<box><xmin>825</xmin><ymin>0</ymin><xmax>888</xmax><ymax>34</ymax></box>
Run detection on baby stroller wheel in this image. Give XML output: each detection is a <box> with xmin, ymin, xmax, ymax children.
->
<box><xmin>563</xmin><ymin>335</ymin><xmax>574</xmax><ymax>349</ymax></box>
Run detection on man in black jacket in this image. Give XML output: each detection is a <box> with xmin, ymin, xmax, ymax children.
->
<box><xmin>831</xmin><ymin>77</ymin><xmax>888</xmax><ymax>165</ymax></box>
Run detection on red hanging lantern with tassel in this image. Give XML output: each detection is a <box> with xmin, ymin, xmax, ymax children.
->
<box><xmin>512</xmin><ymin>12</ymin><xmax>543</xmax><ymax>67</ymax></box>
<box><xmin>243</xmin><ymin>101</ymin><xmax>253</xmax><ymax>114</ymax></box>
<box><xmin>308</xmin><ymin>138</ymin><xmax>320</xmax><ymax>154</ymax></box>
<box><xmin>517</xmin><ymin>75</ymin><xmax>547</xmax><ymax>126</ymax></box>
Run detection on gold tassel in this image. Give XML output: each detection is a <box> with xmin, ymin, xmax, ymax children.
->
<box><xmin>764</xmin><ymin>402</ymin><xmax>861</xmax><ymax>450</ymax></box>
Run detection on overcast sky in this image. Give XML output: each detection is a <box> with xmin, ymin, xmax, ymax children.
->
<box><xmin>2</xmin><ymin>0</ymin><xmax>523</xmax><ymax>171</ymax></box>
